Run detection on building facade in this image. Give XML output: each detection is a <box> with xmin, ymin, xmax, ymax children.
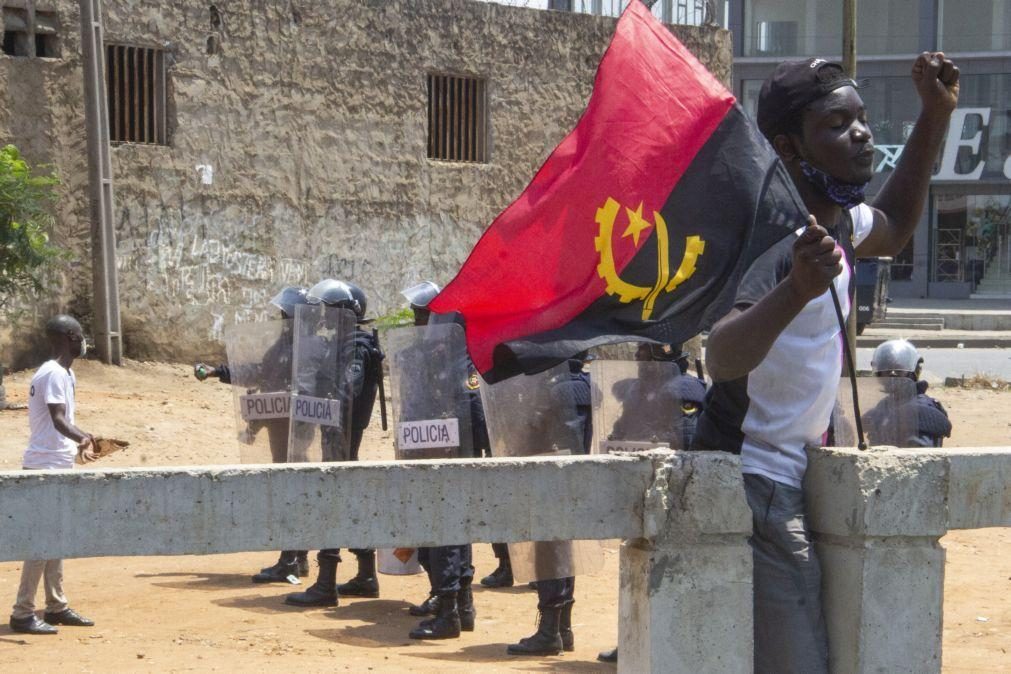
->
<box><xmin>0</xmin><ymin>0</ymin><xmax>730</xmax><ymax>366</ymax></box>
<box><xmin>729</xmin><ymin>0</ymin><xmax>1011</xmax><ymax>299</ymax></box>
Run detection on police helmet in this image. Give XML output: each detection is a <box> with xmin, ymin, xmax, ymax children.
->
<box><xmin>401</xmin><ymin>281</ymin><xmax>441</xmax><ymax>310</ymax></box>
<box><xmin>346</xmin><ymin>282</ymin><xmax>368</xmax><ymax>320</ymax></box>
<box><xmin>269</xmin><ymin>286</ymin><xmax>310</xmax><ymax>318</ymax></box>
<box><xmin>307</xmin><ymin>279</ymin><xmax>361</xmax><ymax>315</ymax></box>
<box><xmin>871</xmin><ymin>339</ymin><xmax>922</xmax><ymax>377</ymax></box>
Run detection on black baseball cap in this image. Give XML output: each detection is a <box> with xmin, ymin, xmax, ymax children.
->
<box><xmin>756</xmin><ymin>58</ymin><xmax>858</xmax><ymax>140</ymax></box>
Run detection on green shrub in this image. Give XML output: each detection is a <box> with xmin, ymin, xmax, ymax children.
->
<box><xmin>0</xmin><ymin>144</ymin><xmax>64</xmax><ymax>306</ymax></box>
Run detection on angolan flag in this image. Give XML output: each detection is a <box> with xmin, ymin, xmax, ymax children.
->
<box><xmin>429</xmin><ymin>0</ymin><xmax>807</xmax><ymax>383</ymax></box>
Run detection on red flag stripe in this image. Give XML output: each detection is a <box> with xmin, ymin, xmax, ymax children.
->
<box><xmin>430</xmin><ymin>1</ymin><xmax>734</xmax><ymax>373</ymax></box>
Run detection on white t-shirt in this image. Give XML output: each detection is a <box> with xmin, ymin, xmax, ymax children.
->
<box><xmin>694</xmin><ymin>204</ymin><xmax>875</xmax><ymax>488</ymax></box>
<box><xmin>23</xmin><ymin>359</ymin><xmax>78</xmax><ymax>470</ymax></box>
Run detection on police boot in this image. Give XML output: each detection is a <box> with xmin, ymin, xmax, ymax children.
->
<box><xmin>337</xmin><ymin>550</ymin><xmax>380</xmax><ymax>598</ymax></box>
<box><xmin>458</xmin><ymin>582</ymin><xmax>476</xmax><ymax>632</ymax></box>
<box><xmin>480</xmin><ymin>560</ymin><xmax>514</xmax><ymax>588</ymax></box>
<box><xmin>559</xmin><ymin>599</ymin><xmax>574</xmax><ymax>652</ymax></box>
<box><xmin>408</xmin><ymin>593</ymin><xmax>440</xmax><ymax>617</ymax></box>
<box><xmin>295</xmin><ymin>550</ymin><xmax>310</xmax><ymax>576</ymax></box>
<box><xmin>506</xmin><ymin>606</ymin><xmax>563</xmax><ymax>656</ymax></box>
<box><xmin>284</xmin><ymin>554</ymin><xmax>338</xmax><ymax>607</ymax></box>
<box><xmin>252</xmin><ymin>551</ymin><xmax>299</xmax><ymax>584</ymax></box>
<box><xmin>409</xmin><ymin>593</ymin><xmax>461</xmax><ymax>640</ymax></box>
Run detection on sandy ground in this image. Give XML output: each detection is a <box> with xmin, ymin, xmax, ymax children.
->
<box><xmin>0</xmin><ymin>359</ymin><xmax>1008</xmax><ymax>672</ymax></box>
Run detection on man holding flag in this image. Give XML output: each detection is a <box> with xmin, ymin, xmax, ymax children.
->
<box><xmin>429</xmin><ymin>0</ymin><xmax>957</xmax><ymax>669</ymax></box>
<box><xmin>693</xmin><ymin>54</ymin><xmax>959</xmax><ymax>672</ymax></box>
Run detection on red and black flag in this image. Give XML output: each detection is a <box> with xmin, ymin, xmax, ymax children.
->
<box><xmin>429</xmin><ymin>0</ymin><xmax>807</xmax><ymax>383</ymax></box>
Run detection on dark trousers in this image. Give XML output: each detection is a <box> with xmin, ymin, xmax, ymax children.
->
<box><xmin>318</xmin><ymin>548</ymin><xmax>372</xmax><ymax>563</ymax></box>
<box><xmin>491</xmin><ymin>542</ymin><xmax>510</xmax><ymax>562</ymax></box>
<box><xmin>427</xmin><ymin>544</ymin><xmax>474</xmax><ymax>595</ymax></box>
<box><xmin>535</xmin><ymin>576</ymin><xmax>574</xmax><ymax>609</ymax></box>
<box><xmin>744</xmin><ymin>474</ymin><xmax>828</xmax><ymax>674</ymax></box>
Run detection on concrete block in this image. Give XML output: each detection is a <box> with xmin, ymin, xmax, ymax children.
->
<box><xmin>619</xmin><ymin>539</ymin><xmax>752</xmax><ymax>674</ymax></box>
<box><xmin>916</xmin><ymin>448</ymin><xmax>1011</xmax><ymax>529</ymax></box>
<box><xmin>0</xmin><ymin>455</ymin><xmax>653</xmax><ymax>562</ymax></box>
<box><xmin>805</xmin><ymin>446</ymin><xmax>949</xmax><ymax>537</ymax></box>
<box><xmin>618</xmin><ymin>449</ymin><xmax>753</xmax><ymax>674</ymax></box>
<box><xmin>817</xmin><ymin>537</ymin><xmax>944</xmax><ymax>674</ymax></box>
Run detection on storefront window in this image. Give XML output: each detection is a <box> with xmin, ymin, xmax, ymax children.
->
<box><xmin>743</xmin><ymin>0</ymin><xmax>919</xmax><ymax>57</ymax></box>
<box><xmin>891</xmin><ymin>236</ymin><xmax>914</xmax><ymax>281</ymax></box>
<box><xmin>932</xmin><ymin>193</ymin><xmax>1011</xmax><ymax>288</ymax></box>
<box><xmin>939</xmin><ymin>0</ymin><xmax>1011</xmax><ymax>52</ymax></box>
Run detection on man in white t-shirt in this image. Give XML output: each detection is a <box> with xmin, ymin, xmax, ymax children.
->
<box><xmin>694</xmin><ymin>54</ymin><xmax>959</xmax><ymax>672</ymax></box>
<box><xmin>9</xmin><ymin>315</ymin><xmax>98</xmax><ymax>635</ymax></box>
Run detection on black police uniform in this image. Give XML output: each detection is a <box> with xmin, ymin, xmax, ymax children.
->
<box><xmin>610</xmin><ymin>363</ymin><xmax>707</xmax><ymax>450</ymax></box>
<box><xmin>911</xmin><ymin>380</ymin><xmax>952</xmax><ymax>448</ymax></box>
<box><xmin>507</xmin><ymin>359</ymin><xmax>591</xmax><ymax>656</ymax></box>
<box><xmin>406</xmin><ymin>349</ymin><xmax>488</xmax><ymax>639</ymax></box>
<box><xmin>285</xmin><ymin>326</ymin><xmax>382</xmax><ymax>606</ymax></box>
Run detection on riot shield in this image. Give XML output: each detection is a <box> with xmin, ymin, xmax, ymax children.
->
<box><xmin>223</xmin><ymin>320</ymin><xmax>294</xmax><ymax>464</ymax></box>
<box><xmin>830</xmin><ymin>376</ymin><xmax>918</xmax><ymax>448</ymax></box>
<box><xmin>386</xmin><ymin>323</ymin><xmax>474</xmax><ymax>460</ymax></box>
<box><xmin>480</xmin><ymin>364</ymin><xmax>603</xmax><ymax>582</ymax></box>
<box><xmin>288</xmin><ymin>304</ymin><xmax>357</xmax><ymax>462</ymax></box>
<box><xmin>590</xmin><ymin>359</ymin><xmax>705</xmax><ymax>454</ymax></box>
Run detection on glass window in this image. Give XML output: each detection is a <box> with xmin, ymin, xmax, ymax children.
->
<box><xmin>939</xmin><ymin>0</ymin><xmax>1011</xmax><ymax>52</ymax></box>
<box><xmin>744</xmin><ymin>0</ymin><xmax>920</xmax><ymax>57</ymax></box>
<box><xmin>932</xmin><ymin>193</ymin><xmax>1011</xmax><ymax>287</ymax></box>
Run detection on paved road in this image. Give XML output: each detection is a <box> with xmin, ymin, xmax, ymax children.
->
<box><xmin>857</xmin><ymin>347</ymin><xmax>1011</xmax><ymax>382</ymax></box>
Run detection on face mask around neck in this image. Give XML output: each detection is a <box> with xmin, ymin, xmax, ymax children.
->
<box><xmin>799</xmin><ymin>159</ymin><xmax>869</xmax><ymax>210</ymax></box>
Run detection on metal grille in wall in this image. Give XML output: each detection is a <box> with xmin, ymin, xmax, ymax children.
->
<box><xmin>106</xmin><ymin>44</ymin><xmax>167</xmax><ymax>145</ymax></box>
<box><xmin>427</xmin><ymin>74</ymin><xmax>487</xmax><ymax>163</ymax></box>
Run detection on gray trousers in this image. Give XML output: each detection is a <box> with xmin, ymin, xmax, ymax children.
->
<box><xmin>12</xmin><ymin>559</ymin><xmax>68</xmax><ymax>619</ymax></box>
<box><xmin>744</xmin><ymin>473</ymin><xmax>829</xmax><ymax>674</ymax></box>
<box><xmin>11</xmin><ymin>465</ymin><xmax>70</xmax><ymax>620</ymax></box>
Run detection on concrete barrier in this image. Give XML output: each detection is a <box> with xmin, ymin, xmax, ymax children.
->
<box><xmin>0</xmin><ymin>449</ymin><xmax>755</xmax><ymax>674</ymax></box>
<box><xmin>3</xmin><ymin>445</ymin><xmax>1010</xmax><ymax>672</ymax></box>
<box><xmin>806</xmin><ymin>445</ymin><xmax>1011</xmax><ymax>674</ymax></box>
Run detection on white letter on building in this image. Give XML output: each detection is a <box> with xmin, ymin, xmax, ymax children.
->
<box><xmin>935</xmin><ymin>108</ymin><xmax>991</xmax><ymax>181</ymax></box>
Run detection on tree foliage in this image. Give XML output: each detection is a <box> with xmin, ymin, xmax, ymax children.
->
<box><xmin>0</xmin><ymin>144</ymin><xmax>63</xmax><ymax>306</ymax></box>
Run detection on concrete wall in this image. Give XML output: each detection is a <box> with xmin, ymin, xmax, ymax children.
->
<box><xmin>0</xmin><ymin>0</ymin><xmax>731</xmax><ymax>367</ymax></box>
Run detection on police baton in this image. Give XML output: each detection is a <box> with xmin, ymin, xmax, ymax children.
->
<box><xmin>372</xmin><ymin>327</ymin><xmax>388</xmax><ymax>431</ymax></box>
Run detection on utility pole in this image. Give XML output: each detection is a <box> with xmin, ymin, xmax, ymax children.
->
<box><xmin>842</xmin><ymin>0</ymin><xmax>857</xmax><ymax>78</ymax></box>
<box><xmin>78</xmin><ymin>0</ymin><xmax>123</xmax><ymax>365</ymax></box>
<box><xmin>843</xmin><ymin>0</ymin><xmax>858</xmax><ymax>369</ymax></box>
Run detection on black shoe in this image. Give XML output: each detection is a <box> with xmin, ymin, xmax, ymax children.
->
<box><xmin>479</xmin><ymin>564</ymin><xmax>513</xmax><ymax>588</ymax></box>
<box><xmin>9</xmin><ymin>614</ymin><xmax>58</xmax><ymax>635</ymax></box>
<box><xmin>252</xmin><ymin>560</ymin><xmax>298</xmax><ymax>584</ymax></box>
<box><xmin>336</xmin><ymin>575</ymin><xmax>379</xmax><ymax>598</ymax></box>
<box><xmin>408</xmin><ymin>594</ymin><xmax>440</xmax><ymax>617</ymax></box>
<box><xmin>559</xmin><ymin>600</ymin><xmax>574</xmax><ymax>652</ymax></box>
<box><xmin>284</xmin><ymin>582</ymin><xmax>338</xmax><ymax>607</ymax></box>
<box><xmin>43</xmin><ymin>608</ymin><xmax>94</xmax><ymax>627</ymax></box>
<box><xmin>285</xmin><ymin>554</ymin><xmax>338</xmax><ymax>607</ymax></box>
<box><xmin>409</xmin><ymin>594</ymin><xmax>461</xmax><ymax>640</ymax></box>
<box><xmin>598</xmin><ymin>647</ymin><xmax>618</xmax><ymax>663</ymax></box>
<box><xmin>458</xmin><ymin>585</ymin><xmax>476</xmax><ymax>632</ymax></box>
<box><xmin>506</xmin><ymin>606</ymin><xmax>563</xmax><ymax>656</ymax></box>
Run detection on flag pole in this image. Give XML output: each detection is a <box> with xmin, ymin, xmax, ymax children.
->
<box><xmin>830</xmin><ymin>284</ymin><xmax>867</xmax><ymax>450</ymax></box>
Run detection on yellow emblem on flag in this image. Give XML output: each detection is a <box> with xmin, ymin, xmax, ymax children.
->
<box><xmin>594</xmin><ymin>197</ymin><xmax>705</xmax><ymax>321</ymax></box>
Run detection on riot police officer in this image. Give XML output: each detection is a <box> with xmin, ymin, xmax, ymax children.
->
<box><xmin>285</xmin><ymin>279</ymin><xmax>385</xmax><ymax>607</ymax></box>
<box><xmin>194</xmin><ymin>286</ymin><xmax>312</xmax><ymax>582</ymax></box>
<box><xmin>870</xmin><ymin>339</ymin><xmax>951</xmax><ymax>447</ymax></box>
<box><xmin>396</xmin><ymin>282</ymin><xmax>484</xmax><ymax>640</ymax></box>
<box><xmin>506</xmin><ymin>355</ymin><xmax>591</xmax><ymax>657</ymax></box>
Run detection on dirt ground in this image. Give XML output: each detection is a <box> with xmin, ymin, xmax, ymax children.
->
<box><xmin>0</xmin><ymin>359</ymin><xmax>1008</xmax><ymax>672</ymax></box>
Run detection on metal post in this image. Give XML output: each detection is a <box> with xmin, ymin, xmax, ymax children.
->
<box><xmin>78</xmin><ymin>0</ymin><xmax>122</xmax><ymax>365</ymax></box>
<box><xmin>842</xmin><ymin>0</ymin><xmax>857</xmax><ymax>78</ymax></box>
<box><xmin>843</xmin><ymin>0</ymin><xmax>858</xmax><ymax>371</ymax></box>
